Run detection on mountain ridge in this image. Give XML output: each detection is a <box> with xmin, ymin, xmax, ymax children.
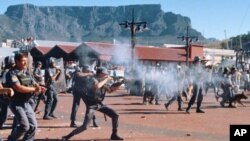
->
<box><xmin>0</xmin><ymin>4</ymin><xmax>206</xmax><ymax>46</ymax></box>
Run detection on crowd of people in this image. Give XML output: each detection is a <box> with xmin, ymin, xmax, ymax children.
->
<box><xmin>125</xmin><ymin>56</ymin><xmax>248</xmax><ymax>112</ymax></box>
<box><xmin>0</xmin><ymin>52</ymin><xmax>249</xmax><ymax>140</ymax></box>
<box><xmin>0</xmin><ymin>52</ymin><xmax>124</xmax><ymax>141</ymax></box>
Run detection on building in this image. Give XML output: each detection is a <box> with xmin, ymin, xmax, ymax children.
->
<box><xmin>22</xmin><ymin>39</ymin><xmax>235</xmax><ymax>68</ymax></box>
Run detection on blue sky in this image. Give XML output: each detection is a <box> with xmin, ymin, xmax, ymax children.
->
<box><xmin>0</xmin><ymin>0</ymin><xmax>250</xmax><ymax>40</ymax></box>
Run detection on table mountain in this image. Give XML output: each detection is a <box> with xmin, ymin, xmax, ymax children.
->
<box><xmin>0</xmin><ymin>4</ymin><xmax>205</xmax><ymax>46</ymax></box>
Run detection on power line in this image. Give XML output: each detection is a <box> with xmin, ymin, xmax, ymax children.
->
<box><xmin>238</xmin><ymin>2</ymin><xmax>250</xmax><ymax>34</ymax></box>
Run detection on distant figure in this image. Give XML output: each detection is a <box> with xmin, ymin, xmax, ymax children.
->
<box><xmin>186</xmin><ymin>56</ymin><xmax>205</xmax><ymax>114</ymax></box>
<box><xmin>65</xmin><ymin>61</ymin><xmax>77</xmax><ymax>93</ymax></box>
<box><xmin>43</xmin><ymin>59</ymin><xmax>61</xmax><ymax>120</ymax></box>
<box><xmin>33</xmin><ymin>61</ymin><xmax>45</xmax><ymax>113</ymax></box>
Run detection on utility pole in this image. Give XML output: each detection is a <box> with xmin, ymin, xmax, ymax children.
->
<box><xmin>119</xmin><ymin>8</ymin><xmax>148</xmax><ymax>69</ymax></box>
<box><xmin>224</xmin><ymin>30</ymin><xmax>229</xmax><ymax>49</ymax></box>
<box><xmin>177</xmin><ymin>26</ymin><xmax>198</xmax><ymax>66</ymax></box>
<box><xmin>239</xmin><ymin>35</ymin><xmax>243</xmax><ymax>49</ymax></box>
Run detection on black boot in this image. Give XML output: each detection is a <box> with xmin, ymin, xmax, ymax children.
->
<box><xmin>155</xmin><ymin>101</ymin><xmax>160</xmax><ymax>105</ymax></box>
<box><xmin>70</xmin><ymin>121</ymin><xmax>77</xmax><ymax>128</ymax></box>
<box><xmin>164</xmin><ymin>103</ymin><xmax>169</xmax><ymax>110</ymax></box>
<box><xmin>110</xmin><ymin>129</ymin><xmax>123</xmax><ymax>140</ymax></box>
<box><xmin>62</xmin><ymin>135</ymin><xmax>69</xmax><ymax>141</ymax></box>
<box><xmin>186</xmin><ymin>105</ymin><xmax>191</xmax><ymax>114</ymax></box>
<box><xmin>62</xmin><ymin>132</ymin><xmax>74</xmax><ymax>141</ymax></box>
<box><xmin>196</xmin><ymin>108</ymin><xmax>205</xmax><ymax>113</ymax></box>
<box><xmin>228</xmin><ymin>102</ymin><xmax>235</xmax><ymax>108</ymax></box>
<box><xmin>196</xmin><ymin>100</ymin><xmax>205</xmax><ymax>113</ymax></box>
<box><xmin>178</xmin><ymin>107</ymin><xmax>183</xmax><ymax>111</ymax></box>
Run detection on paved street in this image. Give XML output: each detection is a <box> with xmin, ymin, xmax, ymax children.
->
<box><xmin>1</xmin><ymin>88</ymin><xmax>250</xmax><ymax>141</ymax></box>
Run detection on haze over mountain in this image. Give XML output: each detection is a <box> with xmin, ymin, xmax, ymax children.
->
<box><xmin>0</xmin><ymin>4</ymin><xmax>207</xmax><ymax>46</ymax></box>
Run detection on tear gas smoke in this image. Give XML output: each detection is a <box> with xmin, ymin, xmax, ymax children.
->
<box><xmin>111</xmin><ymin>39</ymin><xmax>132</xmax><ymax>65</ymax></box>
<box><xmin>74</xmin><ymin>40</ymin><xmax>233</xmax><ymax>100</ymax></box>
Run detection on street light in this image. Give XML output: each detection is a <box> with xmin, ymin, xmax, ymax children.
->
<box><xmin>119</xmin><ymin>8</ymin><xmax>148</xmax><ymax>69</ymax></box>
<box><xmin>178</xmin><ymin>26</ymin><xmax>198</xmax><ymax>66</ymax></box>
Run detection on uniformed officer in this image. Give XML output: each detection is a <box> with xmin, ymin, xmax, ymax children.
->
<box><xmin>186</xmin><ymin>56</ymin><xmax>205</xmax><ymax>113</ymax></box>
<box><xmin>0</xmin><ymin>81</ymin><xmax>14</xmax><ymax>129</ymax></box>
<box><xmin>33</xmin><ymin>61</ymin><xmax>43</xmax><ymax>85</ymax></box>
<box><xmin>32</xmin><ymin>61</ymin><xmax>46</xmax><ymax>113</ymax></box>
<box><xmin>142</xmin><ymin>68</ymin><xmax>159</xmax><ymax>105</ymax></box>
<box><xmin>0</xmin><ymin>56</ymin><xmax>15</xmax><ymax>129</ymax></box>
<box><xmin>43</xmin><ymin>59</ymin><xmax>61</xmax><ymax>120</ymax></box>
<box><xmin>219</xmin><ymin>67</ymin><xmax>235</xmax><ymax>107</ymax></box>
<box><xmin>5</xmin><ymin>53</ymin><xmax>46</xmax><ymax>141</ymax></box>
<box><xmin>164</xmin><ymin>65</ymin><xmax>185</xmax><ymax>111</ymax></box>
<box><xmin>70</xmin><ymin>65</ymin><xmax>98</xmax><ymax>128</ymax></box>
<box><xmin>62</xmin><ymin>67</ymin><xmax>123</xmax><ymax>140</ymax></box>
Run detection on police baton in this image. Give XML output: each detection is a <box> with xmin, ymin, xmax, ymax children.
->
<box><xmin>104</xmin><ymin>114</ymin><xmax>107</xmax><ymax>122</ymax></box>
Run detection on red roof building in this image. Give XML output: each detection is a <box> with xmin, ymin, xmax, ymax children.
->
<box><xmin>30</xmin><ymin>41</ymin><xmax>204</xmax><ymax>65</ymax></box>
<box><xmin>30</xmin><ymin>46</ymin><xmax>52</xmax><ymax>56</ymax></box>
<box><xmin>78</xmin><ymin>42</ymin><xmax>203</xmax><ymax>62</ymax></box>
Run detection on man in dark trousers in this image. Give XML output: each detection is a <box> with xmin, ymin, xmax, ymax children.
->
<box><xmin>43</xmin><ymin>59</ymin><xmax>61</xmax><ymax>120</ymax></box>
<box><xmin>62</xmin><ymin>67</ymin><xmax>123</xmax><ymax>140</ymax></box>
<box><xmin>5</xmin><ymin>53</ymin><xmax>46</xmax><ymax>141</ymax></box>
<box><xmin>69</xmin><ymin>65</ymin><xmax>98</xmax><ymax>128</ymax></box>
<box><xmin>0</xmin><ymin>56</ymin><xmax>15</xmax><ymax>129</ymax></box>
<box><xmin>0</xmin><ymin>81</ymin><xmax>14</xmax><ymax>129</ymax></box>
<box><xmin>32</xmin><ymin>61</ymin><xmax>45</xmax><ymax>113</ymax></box>
<box><xmin>186</xmin><ymin>56</ymin><xmax>205</xmax><ymax>114</ymax></box>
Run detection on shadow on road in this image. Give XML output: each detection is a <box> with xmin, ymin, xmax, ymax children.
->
<box><xmin>38</xmin><ymin>126</ymin><xmax>70</xmax><ymax>129</ymax></box>
<box><xmin>110</xmin><ymin>102</ymin><xmax>143</xmax><ymax>106</ymax></box>
<box><xmin>35</xmin><ymin>139</ymin><xmax>110</xmax><ymax>141</ymax></box>
<box><xmin>119</xmin><ymin>111</ymin><xmax>185</xmax><ymax>115</ymax></box>
<box><xmin>106</xmin><ymin>94</ymin><xmax>129</xmax><ymax>97</ymax></box>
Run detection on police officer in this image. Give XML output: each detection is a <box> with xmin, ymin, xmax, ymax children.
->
<box><xmin>62</xmin><ymin>67</ymin><xmax>123</xmax><ymax>140</ymax></box>
<box><xmin>70</xmin><ymin>65</ymin><xmax>98</xmax><ymax>128</ymax></box>
<box><xmin>33</xmin><ymin>61</ymin><xmax>43</xmax><ymax>85</ymax></box>
<box><xmin>186</xmin><ymin>56</ymin><xmax>205</xmax><ymax>113</ymax></box>
<box><xmin>164</xmin><ymin>65</ymin><xmax>184</xmax><ymax>111</ymax></box>
<box><xmin>5</xmin><ymin>53</ymin><xmax>46</xmax><ymax>141</ymax></box>
<box><xmin>43</xmin><ymin>59</ymin><xmax>61</xmax><ymax>120</ymax></box>
<box><xmin>0</xmin><ymin>82</ymin><xmax>14</xmax><ymax>129</ymax></box>
<box><xmin>143</xmin><ymin>68</ymin><xmax>159</xmax><ymax>105</ymax></box>
<box><xmin>33</xmin><ymin>61</ymin><xmax>45</xmax><ymax>113</ymax></box>
<box><xmin>0</xmin><ymin>56</ymin><xmax>15</xmax><ymax>129</ymax></box>
<box><xmin>219</xmin><ymin>67</ymin><xmax>235</xmax><ymax>107</ymax></box>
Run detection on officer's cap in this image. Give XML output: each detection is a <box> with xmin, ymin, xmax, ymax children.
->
<box><xmin>36</xmin><ymin>61</ymin><xmax>42</xmax><ymax>65</ymax></box>
<box><xmin>96</xmin><ymin>67</ymin><xmax>109</xmax><ymax>75</ymax></box>
<box><xmin>193</xmin><ymin>56</ymin><xmax>201</xmax><ymax>62</ymax></box>
<box><xmin>49</xmin><ymin>58</ymin><xmax>55</xmax><ymax>64</ymax></box>
<box><xmin>82</xmin><ymin>64</ymin><xmax>92</xmax><ymax>72</ymax></box>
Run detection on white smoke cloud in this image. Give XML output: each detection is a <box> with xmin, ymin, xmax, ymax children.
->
<box><xmin>111</xmin><ymin>39</ymin><xmax>132</xmax><ymax>65</ymax></box>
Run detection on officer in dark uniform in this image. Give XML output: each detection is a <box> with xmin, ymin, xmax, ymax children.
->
<box><xmin>70</xmin><ymin>65</ymin><xmax>98</xmax><ymax>128</ymax></box>
<box><xmin>143</xmin><ymin>69</ymin><xmax>159</xmax><ymax>105</ymax></box>
<box><xmin>0</xmin><ymin>56</ymin><xmax>15</xmax><ymax>129</ymax></box>
<box><xmin>32</xmin><ymin>61</ymin><xmax>45</xmax><ymax>113</ymax></box>
<box><xmin>43</xmin><ymin>59</ymin><xmax>61</xmax><ymax>120</ymax></box>
<box><xmin>5</xmin><ymin>53</ymin><xmax>46</xmax><ymax>141</ymax></box>
<box><xmin>62</xmin><ymin>67</ymin><xmax>123</xmax><ymax>141</ymax></box>
<box><xmin>186</xmin><ymin>56</ymin><xmax>205</xmax><ymax>113</ymax></box>
<box><xmin>33</xmin><ymin>61</ymin><xmax>43</xmax><ymax>84</ymax></box>
<box><xmin>0</xmin><ymin>81</ymin><xmax>14</xmax><ymax>129</ymax></box>
<box><xmin>164</xmin><ymin>65</ymin><xmax>184</xmax><ymax>111</ymax></box>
